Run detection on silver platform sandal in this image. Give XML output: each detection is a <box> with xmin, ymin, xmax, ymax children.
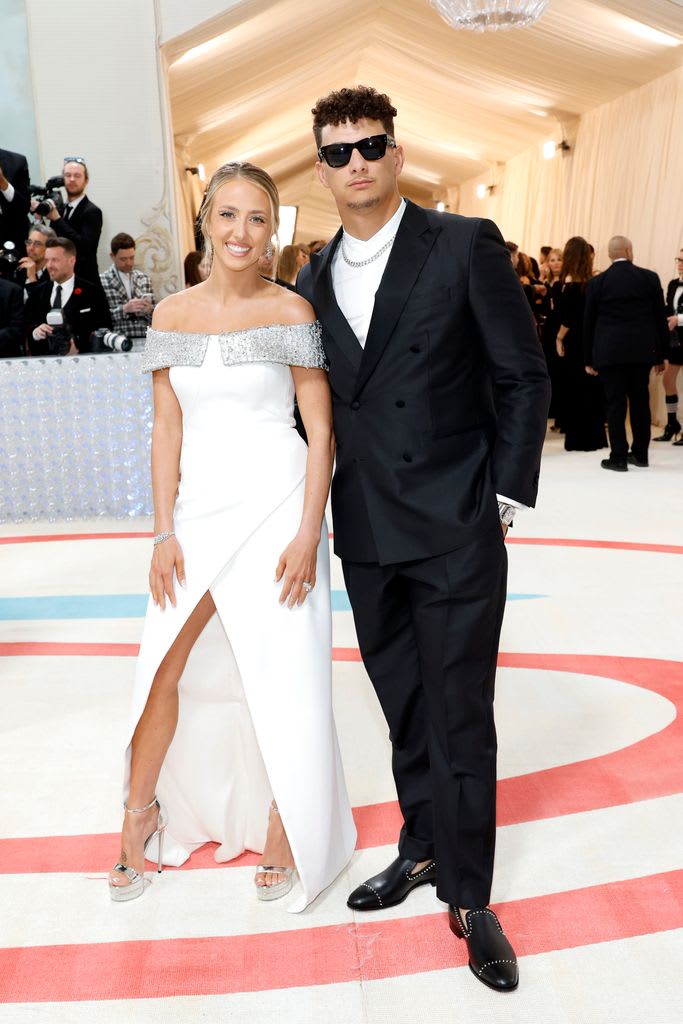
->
<box><xmin>255</xmin><ymin>803</ymin><xmax>296</xmax><ymax>902</ymax></box>
<box><xmin>109</xmin><ymin>796</ymin><xmax>166</xmax><ymax>903</ymax></box>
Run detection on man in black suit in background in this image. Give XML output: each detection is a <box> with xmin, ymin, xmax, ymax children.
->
<box><xmin>584</xmin><ymin>235</ymin><xmax>668</xmax><ymax>471</ymax></box>
<box><xmin>26</xmin><ymin>236</ymin><xmax>110</xmax><ymax>355</ymax></box>
<box><xmin>38</xmin><ymin>158</ymin><xmax>103</xmax><ymax>284</ymax></box>
<box><xmin>0</xmin><ymin>147</ymin><xmax>31</xmax><ymax>261</ymax></box>
<box><xmin>297</xmin><ymin>87</ymin><xmax>550</xmax><ymax>993</ymax></box>
<box><xmin>0</xmin><ymin>278</ymin><xmax>24</xmax><ymax>357</ymax></box>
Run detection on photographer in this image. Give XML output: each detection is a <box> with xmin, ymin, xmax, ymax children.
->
<box><xmin>0</xmin><ymin>277</ymin><xmax>24</xmax><ymax>357</ymax></box>
<box><xmin>0</xmin><ymin>147</ymin><xmax>31</xmax><ymax>259</ymax></box>
<box><xmin>100</xmin><ymin>232</ymin><xmax>155</xmax><ymax>351</ymax></box>
<box><xmin>15</xmin><ymin>224</ymin><xmax>55</xmax><ymax>294</ymax></box>
<box><xmin>26</xmin><ymin>237</ymin><xmax>110</xmax><ymax>356</ymax></box>
<box><xmin>35</xmin><ymin>158</ymin><xmax>102</xmax><ymax>284</ymax></box>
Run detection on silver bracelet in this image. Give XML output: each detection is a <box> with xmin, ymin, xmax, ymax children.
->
<box><xmin>153</xmin><ymin>530</ymin><xmax>175</xmax><ymax>546</ymax></box>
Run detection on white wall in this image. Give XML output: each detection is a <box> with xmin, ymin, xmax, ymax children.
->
<box><xmin>0</xmin><ymin>0</ymin><xmax>40</xmax><ymax>180</ymax></box>
<box><xmin>25</xmin><ymin>0</ymin><xmax>181</xmax><ymax>296</ymax></box>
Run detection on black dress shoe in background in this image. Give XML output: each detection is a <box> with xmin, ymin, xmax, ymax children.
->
<box><xmin>601</xmin><ymin>457</ymin><xmax>628</xmax><ymax>472</ymax></box>
<box><xmin>448</xmin><ymin>905</ymin><xmax>519</xmax><ymax>992</ymax></box>
<box><xmin>347</xmin><ymin>856</ymin><xmax>436</xmax><ymax>910</ymax></box>
<box><xmin>627</xmin><ymin>453</ymin><xmax>648</xmax><ymax>467</ymax></box>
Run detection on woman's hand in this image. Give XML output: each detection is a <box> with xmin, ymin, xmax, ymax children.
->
<box><xmin>556</xmin><ymin>337</ymin><xmax>565</xmax><ymax>357</ymax></box>
<box><xmin>149</xmin><ymin>536</ymin><xmax>185</xmax><ymax>610</ymax></box>
<box><xmin>275</xmin><ymin>530</ymin><xmax>319</xmax><ymax>608</ymax></box>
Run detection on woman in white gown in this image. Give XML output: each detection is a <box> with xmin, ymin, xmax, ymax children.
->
<box><xmin>108</xmin><ymin>162</ymin><xmax>356</xmax><ymax>912</ymax></box>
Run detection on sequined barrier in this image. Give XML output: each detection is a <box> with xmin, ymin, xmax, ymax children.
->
<box><xmin>0</xmin><ymin>355</ymin><xmax>153</xmax><ymax>522</ymax></box>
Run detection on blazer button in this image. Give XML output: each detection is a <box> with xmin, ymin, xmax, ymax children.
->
<box><xmin>351</xmin><ymin>400</ymin><xmax>360</xmax><ymax>410</ymax></box>
<box><xmin>409</xmin><ymin>344</ymin><xmax>421</xmax><ymax>353</ymax></box>
<box><xmin>402</xmin><ymin>452</ymin><xmax>413</xmax><ymax>463</ymax></box>
<box><xmin>395</xmin><ymin>399</ymin><xmax>405</xmax><ymax>408</ymax></box>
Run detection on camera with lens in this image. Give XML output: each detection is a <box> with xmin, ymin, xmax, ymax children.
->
<box><xmin>45</xmin><ymin>309</ymin><xmax>73</xmax><ymax>356</ymax></box>
<box><xmin>0</xmin><ymin>240</ymin><xmax>19</xmax><ymax>281</ymax></box>
<box><xmin>28</xmin><ymin>176</ymin><xmax>65</xmax><ymax>217</ymax></box>
<box><xmin>90</xmin><ymin>327</ymin><xmax>132</xmax><ymax>353</ymax></box>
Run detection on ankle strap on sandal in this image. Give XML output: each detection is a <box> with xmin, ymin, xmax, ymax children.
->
<box><xmin>124</xmin><ymin>796</ymin><xmax>159</xmax><ymax>814</ymax></box>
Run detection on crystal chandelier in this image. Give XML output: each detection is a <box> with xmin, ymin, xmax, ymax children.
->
<box><xmin>430</xmin><ymin>0</ymin><xmax>551</xmax><ymax>32</ymax></box>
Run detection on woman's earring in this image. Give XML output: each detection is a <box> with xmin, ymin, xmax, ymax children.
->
<box><xmin>264</xmin><ymin>244</ymin><xmax>273</xmax><ymax>260</ymax></box>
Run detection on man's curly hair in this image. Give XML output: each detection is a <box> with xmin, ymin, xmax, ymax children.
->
<box><xmin>311</xmin><ymin>86</ymin><xmax>397</xmax><ymax>149</ymax></box>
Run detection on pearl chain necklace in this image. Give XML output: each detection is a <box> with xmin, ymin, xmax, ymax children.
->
<box><xmin>341</xmin><ymin>233</ymin><xmax>396</xmax><ymax>269</ymax></box>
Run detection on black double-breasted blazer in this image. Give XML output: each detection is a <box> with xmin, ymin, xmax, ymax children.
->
<box><xmin>297</xmin><ymin>201</ymin><xmax>550</xmax><ymax>565</ymax></box>
<box><xmin>583</xmin><ymin>260</ymin><xmax>668</xmax><ymax>369</ymax></box>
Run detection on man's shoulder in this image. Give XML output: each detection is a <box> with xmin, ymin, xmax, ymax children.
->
<box><xmin>79</xmin><ymin>195</ymin><xmax>102</xmax><ymax>216</ymax></box>
<box><xmin>0</xmin><ymin>277</ymin><xmax>22</xmax><ymax>300</ymax></box>
<box><xmin>100</xmin><ymin>266</ymin><xmax>116</xmax><ymax>282</ymax></box>
<box><xmin>73</xmin><ymin>275</ymin><xmax>102</xmax><ymax>296</ymax></box>
<box><xmin>410</xmin><ymin>202</ymin><xmax>484</xmax><ymax>237</ymax></box>
<box><xmin>0</xmin><ymin>148</ymin><xmax>27</xmax><ymax>167</ymax></box>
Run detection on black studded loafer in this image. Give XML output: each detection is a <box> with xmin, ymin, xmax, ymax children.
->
<box><xmin>448</xmin><ymin>905</ymin><xmax>519</xmax><ymax>992</ymax></box>
<box><xmin>347</xmin><ymin>856</ymin><xmax>436</xmax><ymax>910</ymax></box>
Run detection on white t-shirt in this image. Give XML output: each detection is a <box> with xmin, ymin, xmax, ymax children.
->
<box><xmin>331</xmin><ymin>199</ymin><xmax>407</xmax><ymax>348</ymax></box>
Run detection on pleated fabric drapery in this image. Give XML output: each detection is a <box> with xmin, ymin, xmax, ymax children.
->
<box><xmin>460</xmin><ymin>63</ymin><xmax>683</xmax><ymax>289</ymax></box>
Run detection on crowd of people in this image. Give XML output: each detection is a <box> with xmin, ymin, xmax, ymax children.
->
<box><xmin>0</xmin><ymin>147</ymin><xmax>333</xmax><ymax>359</ymax></box>
<box><xmin>505</xmin><ymin>235</ymin><xmax>682</xmax><ymax>466</ymax></box>
<box><xmin>1</xmin><ymin>145</ymin><xmax>681</xmax><ymax>468</ymax></box>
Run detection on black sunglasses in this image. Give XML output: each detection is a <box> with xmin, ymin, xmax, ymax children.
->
<box><xmin>317</xmin><ymin>134</ymin><xmax>396</xmax><ymax>168</ymax></box>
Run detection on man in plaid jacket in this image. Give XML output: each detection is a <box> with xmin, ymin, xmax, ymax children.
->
<box><xmin>100</xmin><ymin>232</ymin><xmax>155</xmax><ymax>351</ymax></box>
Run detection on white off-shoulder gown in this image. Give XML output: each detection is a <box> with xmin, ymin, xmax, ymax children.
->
<box><xmin>124</xmin><ymin>324</ymin><xmax>356</xmax><ymax>912</ymax></box>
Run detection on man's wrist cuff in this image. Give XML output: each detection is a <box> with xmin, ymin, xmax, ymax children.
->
<box><xmin>498</xmin><ymin>501</ymin><xmax>516</xmax><ymax>527</ymax></box>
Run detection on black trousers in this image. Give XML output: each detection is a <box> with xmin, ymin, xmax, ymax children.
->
<box><xmin>599</xmin><ymin>363</ymin><xmax>652</xmax><ymax>462</ymax></box>
<box><xmin>343</xmin><ymin>526</ymin><xmax>507</xmax><ymax>909</ymax></box>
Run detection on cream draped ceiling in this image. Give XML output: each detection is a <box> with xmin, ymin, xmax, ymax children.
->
<box><xmin>168</xmin><ymin>0</ymin><xmax>683</xmax><ymax>277</ymax></box>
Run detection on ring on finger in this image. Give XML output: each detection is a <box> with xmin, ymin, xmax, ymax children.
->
<box><xmin>302</xmin><ymin>581</ymin><xmax>313</xmax><ymax>593</ymax></box>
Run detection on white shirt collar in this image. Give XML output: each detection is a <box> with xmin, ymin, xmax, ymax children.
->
<box><xmin>65</xmin><ymin>194</ymin><xmax>86</xmax><ymax>215</ymax></box>
<box><xmin>51</xmin><ymin>275</ymin><xmax>76</xmax><ymax>305</ymax></box>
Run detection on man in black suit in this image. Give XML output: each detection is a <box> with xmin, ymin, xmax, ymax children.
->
<box><xmin>297</xmin><ymin>87</ymin><xmax>550</xmax><ymax>992</ymax></box>
<box><xmin>584</xmin><ymin>235</ymin><xmax>668</xmax><ymax>470</ymax></box>
<box><xmin>0</xmin><ymin>278</ymin><xmax>24</xmax><ymax>357</ymax></box>
<box><xmin>0</xmin><ymin>147</ymin><xmax>31</xmax><ymax>260</ymax></box>
<box><xmin>15</xmin><ymin>224</ymin><xmax>54</xmax><ymax>294</ymax></box>
<box><xmin>26</xmin><ymin>236</ymin><xmax>111</xmax><ymax>355</ymax></box>
<box><xmin>38</xmin><ymin>158</ymin><xmax>103</xmax><ymax>284</ymax></box>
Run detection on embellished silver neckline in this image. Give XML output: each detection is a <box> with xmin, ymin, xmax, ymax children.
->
<box><xmin>341</xmin><ymin>234</ymin><xmax>396</xmax><ymax>269</ymax></box>
<box><xmin>141</xmin><ymin>321</ymin><xmax>327</xmax><ymax>374</ymax></box>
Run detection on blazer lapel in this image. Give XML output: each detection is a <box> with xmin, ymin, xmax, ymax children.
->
<box><xmin>311</xmin><ymin>228</ymin><xmax>364</xmax><ymax>372</ymax></box>
<box><xmin>355</xmin><ymin>201</ymin><xmax>440</xmax><ymax>396</ymax></box>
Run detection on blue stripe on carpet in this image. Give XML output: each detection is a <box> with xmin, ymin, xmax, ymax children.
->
<box><xmin>0</xmin><ymin>591</ymin><xmax>546</xmax><ymax>620</ymax></box>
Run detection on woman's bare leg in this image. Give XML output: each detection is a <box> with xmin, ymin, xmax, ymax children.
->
<box><xmin>110</xmin><ymin>591</ymin><xmax>217</xmax><ymax>888</ymax></box>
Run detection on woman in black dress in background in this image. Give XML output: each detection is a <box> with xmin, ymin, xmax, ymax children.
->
<box><xmin>540</xmin><ymin>249</ymin><xmax>566</xmax><ymax>431</ymax></box>
<box><xmin>555</xmin><ymin>237</ymin><xmax>607</xmax><ymax>452</ymax></box>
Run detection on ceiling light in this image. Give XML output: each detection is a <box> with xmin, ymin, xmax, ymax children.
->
<box><xmin>429</xmin><ymin>0</ymin><xmax>551</xmax><ymax>32</ymax></box>
<box><xmin>543</xmin><ymin>140</ymin><xmax>556</xmax><ymax>159</ymax></box>
<box><xmin>476</xmin><ymin>183</ymin><xmax>487</xmax><ymax>199</ymax></box>
<box><xmin>623</xmin><ymin>20</ymin><xmax>680</xmax><ymax>48</ymax></box>
<box><xmin>172</xmin><ymin>36</ymin><xmax>226</xmax><ymax>66</ymax></box>
<box><xmin>196</xmin><ymin>163</ymin><xmax>206</xmax><ymax>182</ymax></box>
<box><xmin>436</xmin><ymin>201</ymin><xmax>446</xmax><ymax>212</ymax></box>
